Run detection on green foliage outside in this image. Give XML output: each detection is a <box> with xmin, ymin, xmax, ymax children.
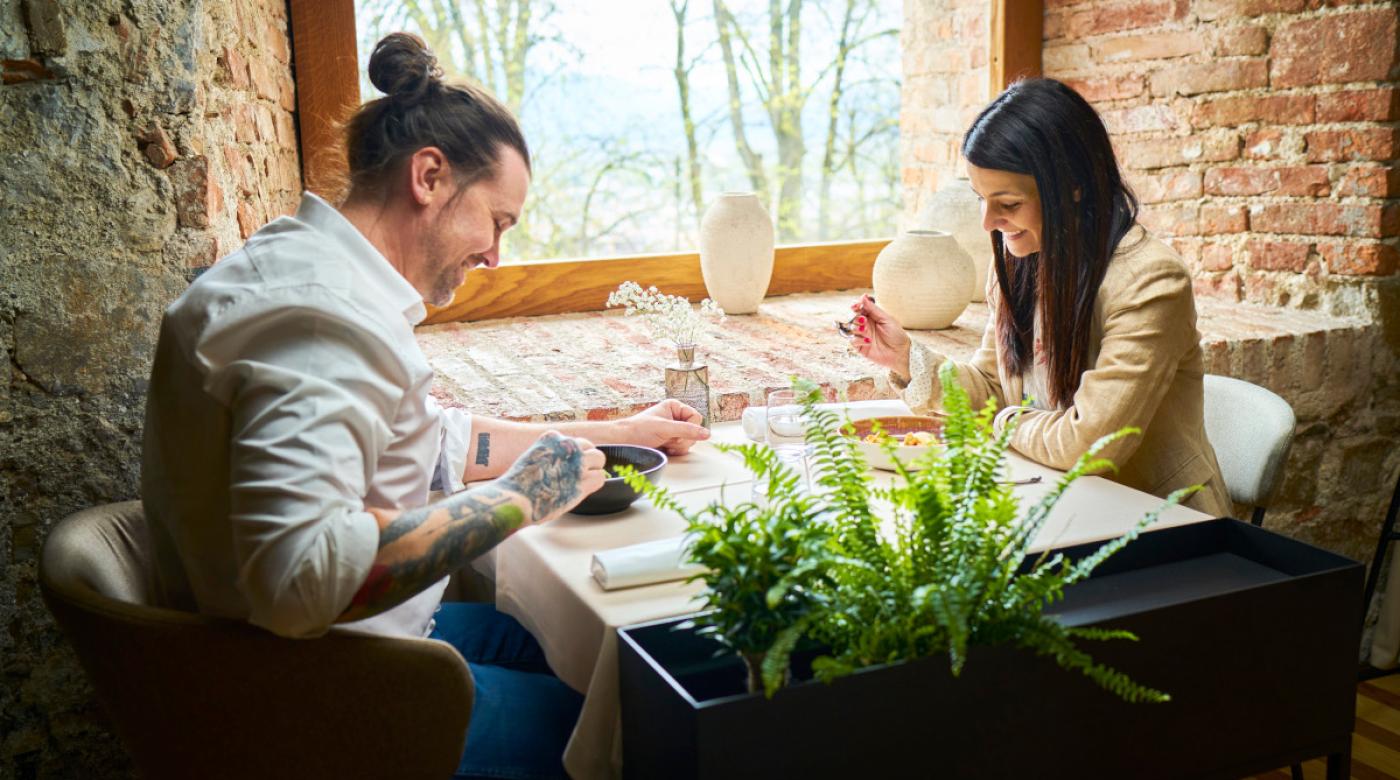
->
<box><xmin>621</xmin><ymin>362</ymin><xmax>1200</xmax><ymax>702</ymax></box>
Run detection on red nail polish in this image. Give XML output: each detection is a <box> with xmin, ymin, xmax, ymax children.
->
<box><xmin>857</xmin><ymin>317</ymin><xmax>866</xmax><ymax>324</ymax></box>
<box><xmin>864</xmin><ymin>337</ymin><xmax>871</xmax><ymax>343</ymax></box>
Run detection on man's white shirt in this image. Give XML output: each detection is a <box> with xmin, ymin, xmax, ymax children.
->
<box><xmin>142</xmin><ymin>193</ymin><xmax>472</xmax><ymax>638</ymax></box>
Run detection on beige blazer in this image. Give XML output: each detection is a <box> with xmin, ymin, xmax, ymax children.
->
<box><xmin>894</xmin><ymin>226</ymin><xmax>1232</xmax><ymax>517</ymax></box>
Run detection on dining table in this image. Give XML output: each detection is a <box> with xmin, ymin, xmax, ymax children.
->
<box><xmin>469</xmin><ymin>399</ymin><xmax>1215</xmax><ymax>780</ymax></box>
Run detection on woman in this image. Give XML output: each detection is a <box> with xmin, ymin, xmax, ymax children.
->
<box><xmin>852</xmin><ymin>78</ymin><xmax>1231</xmax><ymax>516</ymax></box>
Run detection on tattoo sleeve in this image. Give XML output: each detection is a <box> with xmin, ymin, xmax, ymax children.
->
<box><xmin>339</xmin><ymin>485</ymin><xmax>526</xmax><ymax>622</ymax></box>
<box><xmin>474</xmin><ymin>432</ymin><xmax>491</xmax><ymax>466</ymax></box>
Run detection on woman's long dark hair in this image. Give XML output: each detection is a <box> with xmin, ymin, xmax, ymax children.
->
<box><xmin>961</xmin><ymin>78</ymin><xmax>1138</xmax><ymax>409</ymax></box>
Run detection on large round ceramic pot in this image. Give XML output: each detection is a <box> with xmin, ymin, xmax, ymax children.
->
<box><xmin>872</xmin><ymin>229</ymin><xmax>975</xmax><ymax>330</ymax></box>
<box><xmin>918</xmin><ymin>177</ymin><xmax>992</xmax><ymax>302</ymax></box>
<box><xmin>699</xmin><ymin>192</ymin><xmax>775</xmax><ymax>314</ymax></box>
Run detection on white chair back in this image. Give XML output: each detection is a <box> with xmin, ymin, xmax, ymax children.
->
<box><xmin>1202</xmin><ymin>374</ymin><xmax>1296</xmax><ymax>510</ymax></box>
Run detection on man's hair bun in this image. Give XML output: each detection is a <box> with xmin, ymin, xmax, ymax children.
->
<box><xmin>367</xmin><ymin>32</ymin><xmax>442</xmax><ymax>103</ymax></box>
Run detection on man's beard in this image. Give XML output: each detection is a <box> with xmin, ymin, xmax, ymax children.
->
<box><xmin>422</xmin><ymin>218</ymin><xmax>465</xmax><ymax>307</ymax></box>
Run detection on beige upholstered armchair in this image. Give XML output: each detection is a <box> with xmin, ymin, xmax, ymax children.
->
<box><xmin>40</xmin><ymin>501</ymin><xmax>473</xmax><ymax>780</ymax></box>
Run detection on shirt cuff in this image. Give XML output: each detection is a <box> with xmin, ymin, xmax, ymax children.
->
<box><xmin>901</xmin><ymin>341</ymin><xmax>945</xmax><ymax>414</ymax></box>
<box><xmin>434</xmin><ymin>404</ymin><xmax>474</xmax><ymax>495</ymax></box>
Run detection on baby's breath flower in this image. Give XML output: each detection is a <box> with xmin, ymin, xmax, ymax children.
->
<box><xmin>606</xmin><ymin>281</ymin><xmax>725</xmax><ymax>346</ymax></box>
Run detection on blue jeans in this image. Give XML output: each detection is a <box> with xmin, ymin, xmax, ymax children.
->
<box><xmin>429</xmin><ymin>602</ymin><xmax>584</xmax><ymax>780</ymax></box>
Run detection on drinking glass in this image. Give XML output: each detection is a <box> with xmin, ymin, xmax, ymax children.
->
<box><xmin>762</xmin><ymin>389</ymin><xmax>810</xmax><ymax>494</ymax></box>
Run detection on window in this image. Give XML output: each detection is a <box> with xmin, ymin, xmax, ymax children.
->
<box><xmin>287</xmin><ymin>1</ymin><xmax>1036</xmax><ymax>321</ymax></box>
<box><xmin>353</xmin><ymin>1</ymin><xmax>903</xmax><ymax>264</ymax></box>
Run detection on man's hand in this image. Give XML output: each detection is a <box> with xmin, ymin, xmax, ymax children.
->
<box><xmin>496</xmin><ymin>431</ymin><xmax>607</xmax><ymax>523</ymax></box>
<box><xmin>624</xmin><ymin>400</ymin><xmax>710</xmax><ymax>455</ymax></box>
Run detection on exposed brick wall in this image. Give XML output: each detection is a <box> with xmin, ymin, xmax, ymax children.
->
<box><xmin>1041</xmin><ymin>0</ymin><xmax>1399</xmax><ymax>314</ymax></box>
<box><xmin>0</xmin><ymin>0</ymin><xmax>299</xmax><ymax>775</ymax></box>
<box><xmin>900</xmin><ymin>0</ymin><xmax>992</xmax><ymax>224</ymax></box>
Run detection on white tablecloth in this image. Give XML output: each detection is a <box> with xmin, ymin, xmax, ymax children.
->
<box><xmin>478</xmin><ymin>400</ymin><xmax>1213</xmax><ymax>779</ymax></box>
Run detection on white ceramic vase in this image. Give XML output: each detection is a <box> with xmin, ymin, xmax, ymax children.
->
<box><xmin>698</xmin><ymin>192</ymin><xmax>775</xmax><ymax>314</ymax></box>
<box><xmin>918</xmin><ymin>177</ymin><xmax>992</xmax><ymax>302</ymax></box>
<box><xmin>871</xmin><ymin>229</ymin><xmax>975</xmax><ymax>330</ymax></box>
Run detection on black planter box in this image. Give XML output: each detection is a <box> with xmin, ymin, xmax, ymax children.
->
<box><xmin>618</xmin><ymin>519</ymin><xmax>1362</xmax><ymax>779</ymax></box>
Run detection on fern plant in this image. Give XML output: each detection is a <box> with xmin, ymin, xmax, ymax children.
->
<box><xmin>802</xmin><ymin>362</ymin><xmax>1195</xmax><ymax>703</ymax></box>
<box><xmin>620</xmin><ymin>436</ymin><xmax>834</xmax><ymax>698</ymax></box>
<box><xmin>623</xmin><ymin>363</ymin><xmax>1195</xmax><ymax>703</ymax></box>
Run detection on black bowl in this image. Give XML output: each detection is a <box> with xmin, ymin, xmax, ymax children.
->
<box><xmin>570</xmin><ymin>444</ymin><xmax>668</xmax><ymax>516</ymax></box>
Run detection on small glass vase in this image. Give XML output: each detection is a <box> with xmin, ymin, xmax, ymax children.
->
<box><xmin>664</xmin><ymin>344</ymin><xmax>711</xmax><ymax>428</ymax></box>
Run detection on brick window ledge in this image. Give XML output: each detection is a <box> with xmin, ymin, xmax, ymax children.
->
<box><xmin>419</xmin><ymin>289</ymin><xmax>1371</xmax><ymax>426</ymax></box>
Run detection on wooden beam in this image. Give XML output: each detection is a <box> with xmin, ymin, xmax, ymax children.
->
<box><xmin>423</xmin><ymin>240</ymin><xmax>890</xmax><ymax>324</ymax></box>
<box><xmin>288</xmin><ymin>0</ymin><xmax>360</xmax><ymax>197</ymax></box>
<box><xmin>990</xmin><ymin>0</ymin><xmax>1044</xmax><ymax>94</ymax></box>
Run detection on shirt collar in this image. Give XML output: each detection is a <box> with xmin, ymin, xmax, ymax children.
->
<box><xmin>295</xmin><ymin>192</ymin><xmax>429</xmax><ymax>326</ymax></box>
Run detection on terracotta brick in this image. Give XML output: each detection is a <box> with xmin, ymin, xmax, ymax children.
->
<box><xmin>137</xmin><ymin>121</ymin><xmax>177</xmax><ymax>169</ymax></box>
<box><xmin>1</xmin><ymin>57</ymin><xmax>54</xmax><ymax>84</ymax></box>
<box><xmin>1139</xmin><ymin>203</ymin><xmax>1199</xmax><ymax>235</ymax></box>
<box><xmin>273</xmin><ymin>70</ymin><xmax>294</xmax><ymax>111</ymax></box>
<box><xmin>1276</xmin><ymin>167</ymin><xmax>1332</xmax><ymax>197</ymax></box>
<box><xmin>1064</xmin><ymin>74</ymin><xmax>1146</xmax><ymax>102</ymax></box>
<box><xmin>254</xmin><ymin>105</ymin><xmax>275</xmax><ymax>143</ymax></box>
<box><xmin>1201</xmin><ymin>242</ymin><xmax>1236</xmax><ymax>271</ymax></box>
<box><xmin>1191</xmin><ymin>94</ymin><xmax>1315</xmax><ymax>128</ymax></box>
<box><xmin>1044</xmin><ymin>9</ymin><xmax>1066</xmax><ymax>39</ymax></box>
<box><xmin>1304</xmin><ymin>129</ymin><xmax>1399</xmax><ymax>163</ymax></box>
<box><xmin>1215</xmin><ymin>25</ymin><xmax>1268</xmax><ymax>56</ymax></box>
<box><xmin>1119</xmin><ymin>132</ymin><xmax>1239</xmax><ymax>169</ymax></box>
<box><xmin>1243</xmin><ymin>129</ymin><xmax>1291</xmax><ymax>160</ymax></box>
<box><xmin>1067</xmin><ymin>0</ymin><xmax>1189</xmax><ymax>37</ymax></box>
<box><xmin>1320</xmin><ymin>242</ymin><xmax>1399</xmax><ymax>276</ymax></box>
<box><xmin>275</xmin><ymin>111</ymin><xmax>297</xmax><ymax>147</ymax></box>
<box><xmin>232</xmin><ymin>103</ymin><xmax>258</xmax><ymax>144</ymax></box>
<box><xmin>170</xmin><ymin>156</ymin><xmax>219</xmax><ymax>229</ymax></box>
<box><xmin>1271</xmin><ymin>7</ymin><xmax>1400</xmax><ymax>88</ymax></box>
<box><xmin>1246</xmin><ymin>240</ymin><xmax>1310</xmax><ymax>272</ymax></box>
<box><xmin>1318</xmin><ymin>89</ymin><xmax>1399</xmax><ymax>125</ymax></box>
<box><xmin>1149</xmin><ymin>59</ymin><xmax>1269</xmax><ymax>97</ymax></box>
<box><xmin>265</xmin><ymin>20</ymin><xmax>291</xmax><ymax>64</ymax></box>
<box><xmin>1102</xmin><ymin>104</ymin><xmax>1185</xmax><ymax>135</ymax></box>
<box><xmin>1204</xmin><ymin>166</ymin><xmax>1329</xmax><ymax>196</ymax></box>
<box><xmin>1200</xmin><ymin>204</ymin><xmax>1249</xmax><ymax>235</ymax></box>
<box><xmin>1093</xmin><ymin>31</ymin><xmax>1204</xmax><ymax>63</ymax></box>
<box><xmin>1248</xmin><ymin>202</ymin><xmax>1392</xmax><ymax>237</ymax></box>
<box><xmin>1043</xmin><ymin>44</ymin><xmax>1092</xmax><ymax>72</ymax></box>
<box><xmin>1193</xmin><ymin>270</ymin><xmax>1243</xmax><ymax>301</ymax></box>
<box><xmin>237</xmin><ymin>201</ymin><xmax>261</xmax><ymax>239</ymax></box>
<box><xmin>1196</xmin><ymin>0</ymin><xmax>1305</xmax><ymax>19</ymax></box>
<box><xmin>249</xmin><ymin>57</ymin><xmax>279</xmax><ymax>102</ymax></box>
<box><xmin>1131</xmin><ymin>169</ymin><xmax>1203</xmax><ymax>202</ymax></box>
<box><xmin>1169</xmin><ymin>236</ymin><xmax>1202</xmax><ymax>264</ymax></box>
<box><xmin>220</xmin><ymin>46</ymin><xmax>248</xmax><ymax>89</ymax></box>
<box><xmin>1336</xmin><ymin>167</ymin><xmax>1400</xmax><ymax>198</ymax></box>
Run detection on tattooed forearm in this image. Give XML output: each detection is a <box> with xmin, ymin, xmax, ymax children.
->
<box><xmin>474</xmin><ymin>432</ymin><xmax>491</xmax><ymax>467</ymax></box>
<box><xmin>339</xmin><ymin>485</ymin><xmax>527</xmax><ymax>622</ymax></box>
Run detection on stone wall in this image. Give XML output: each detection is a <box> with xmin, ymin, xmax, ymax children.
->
<box><xmin>900</xmin><ymin>0</ymin><xmax>1400</xmax><ymax>570</ymax></box>
<box><xmin>0</xmin><ymin>0</ymin><xmax>299</xmax><ymax>775</ymax></box>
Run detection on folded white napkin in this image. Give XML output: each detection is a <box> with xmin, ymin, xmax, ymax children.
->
<box><xmin>590</xmin><ymin>535</ymin><xmax>705</xmax><ymax>591</ymax></box>
<box><xmin>741</xmin><ymin>399</ymin><xmax>914</xmax><ymax>441</ymax></box>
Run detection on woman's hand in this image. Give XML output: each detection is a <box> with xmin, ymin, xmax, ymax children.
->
<box><xmin>849</xmin><ymin>294</ymin><xmax>913</xmax><ymax>381</ymax></box>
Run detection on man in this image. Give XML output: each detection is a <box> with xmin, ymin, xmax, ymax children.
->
<box><xmin>141</xmin><ymin>32</ymin><xmax>707</xmax><ymax>780</ymax></box>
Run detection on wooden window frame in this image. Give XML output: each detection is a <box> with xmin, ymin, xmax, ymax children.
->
<box><xmin>287</xmin><ymin>0</ymin><xmax>1039</xmax><ymax>323</ymax></box>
